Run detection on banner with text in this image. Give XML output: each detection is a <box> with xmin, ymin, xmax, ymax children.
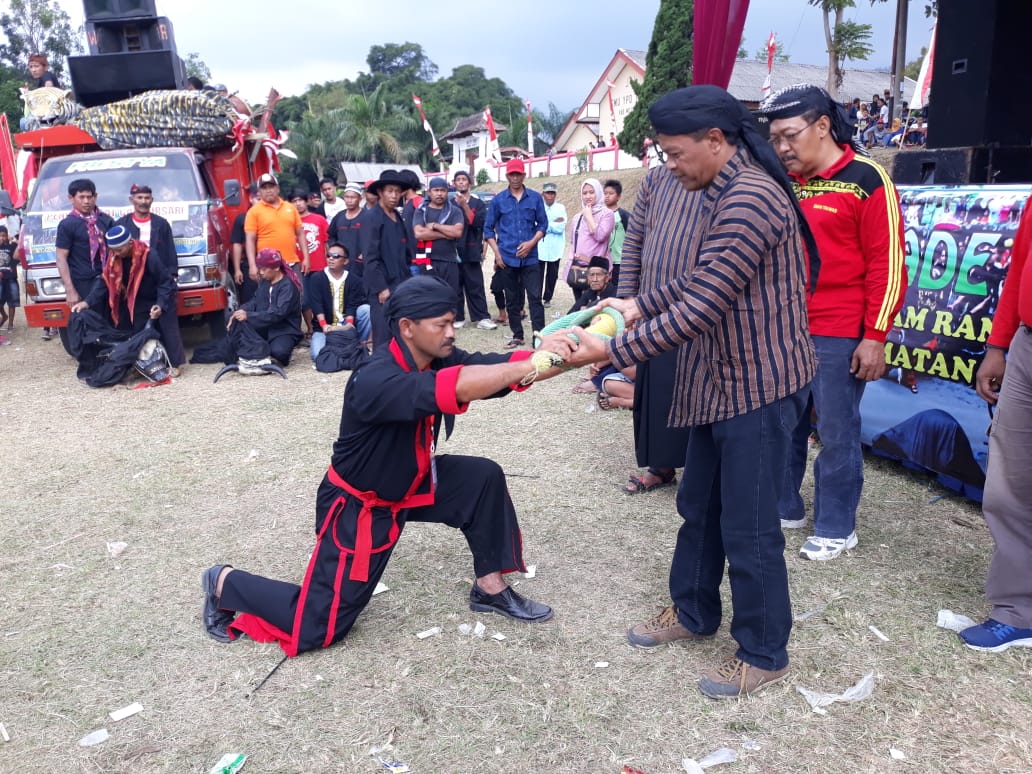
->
<box><xmin>861</xmin><ymin>184</ymin><xmax>1031</xmax><ymax>500</ymax></box>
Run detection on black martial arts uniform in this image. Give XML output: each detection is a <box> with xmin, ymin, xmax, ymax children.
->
<box><xmin>360</xmin><ymin>207</ymin><xmax>414</xmax><ymax>347</ymax></box>
<box><xmin>568</xmin><ymin>281</ymin><xmax>617</xmax><ymax>315</ymax></box>
<box><xmin>220</xmin><ymin>338</ymin><xmax>536</xmax><ymax>656</ymax></box>
<box><xmin>190</xmin><ymin>275</ymin><xmax>302</xmax><ymax>365</ymax></box>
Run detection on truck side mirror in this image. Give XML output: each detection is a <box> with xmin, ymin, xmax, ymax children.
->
<box><xmin>0</xmin><ymin>191</ymin><xmax>14</xmax><ymax>216</ymax></box>
<box><xmin>223</xmin><ymin>179</ymin><xmax>241</xmax><ymax>207</ymax></box>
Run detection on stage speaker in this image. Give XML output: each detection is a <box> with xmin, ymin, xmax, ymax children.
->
<box><xmin>68</xmin><ymin>51</ymin><xmax>185</xmax><ymax>108</ymax></box>
<box><xmin>892</xmin><ymin>147</ymin><xmax>1032</xmax><ymax>186</ymax></box>
<box><xmin>85</xmin><ymin>17</ymin><xmax>177</xmax><ymax>55</ymax></box>
<box><xmin>82</xmin><ymin>0</ymin><xmax>157</xmax><ymax>21</ymax></box>
<box><xmin>927</xmin><ymin>0</ymin><xmax>1032</xmax><ymax>149</ymax></box>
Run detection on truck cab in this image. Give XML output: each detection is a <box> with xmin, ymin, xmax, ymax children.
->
<box><xmin>17</xmin><ymin>135</ymin><xmax>246</xmax><ymax>341</ymax></box>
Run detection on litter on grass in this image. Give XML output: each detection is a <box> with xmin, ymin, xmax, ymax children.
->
<box><xmin>372</xmin><ymin>581</ymin><xmax>390</xmax><ymax>596</ymax></box>
<box><xmin>793</xmin><ymin>605</ymin><xmax>827</xmax><ymax>622</ymax></box>
<box><xmin>108</xmin><ymin>702</ymin><xmax>143</xmax><ymax>721</ymax></box>
<box><xmin>797</xmin><ymin>672</ymin><xmax>876</xmax><ymax>713</ymax></box>
<box><xmin>208</xmin><ymin>753</ymin><xmax>247</xmax><ymax>774</ymax></box>
<box><xmin>458</xmin><ymin>622</ymin><xmax>486</xmax><ymax>638</ymax></box>
<box><xmin>741</xmin><ymin>740</ymin><xmax>761</xmax><ymax>751</ymax></box>
<box><xmin>868</xmin><ymin>625</ymin><xmax>890</xmax><ymax>642</ymax></box>
<box><xmin>491</xmin><ymin>632</ymin><xmax>506</xmax><ymax>641</ymax></box>
<box><xmin>378</xmin><ymin>759</ymin><xmax>410</xmax><ymax>773</ymax></box>
<box><xmin>416</xmin><ymin>626</ymin><xmax>441</xmax><ymax>639</ymax></box>
<box><xmin>595</xmin><ymin>661</ymin><xmax>610</xmax><ymax>668</ymax></box>
<box><xmin>890</xmin><ymin>748</ymin><xmax>907</xmax><ymax>760</ymax></box>
<box><xmin>682</xmin><ymin>746</ymin><xmax>737</xmax><ymax>772</ymax></box>
<box><xmin>936</xmin><ymin>609</ymin><xmax>977</xmax><ymax>633</ymax></box>
<box><xmin>78</xmin><ymin>728</ymin><xmax>109</xmax><ymax>747</ymax></box>
<box><xmin>0</xmin><ymin>722</ymin><xmax>9</xmax><ymax>742</ymax></box>
<box><xmin>106</xmin><ymin>541</ymin><xmax>128</xmax><ymax>557</ymax></box>
<box><xmin>524</xmin><ymin>565</ymin><xmax>537</xmax><ymax>579</ymax></box>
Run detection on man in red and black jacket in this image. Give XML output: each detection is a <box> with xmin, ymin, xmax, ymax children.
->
<box><xmin>199</xmin><ymin>275</ymin><xmax>578</xmax><ymax>656</ymax></box>
<box><xmin>761</xmin><ymin>84</ymin><xmax>907</xmax><ymax>561</ymax></box>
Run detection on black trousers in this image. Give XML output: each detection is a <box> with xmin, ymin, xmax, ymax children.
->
<box><xmin>156</xmin><ymin>309</ymin><xmax>185</xmax><ymax>367</ymax></box>
<box><xmin>503</xmin><ymin>263</ymin><xmax>544</xmax><ymax>341</ymax></box>
<box><xmin>220</xmin><ymin>455</ymin><xmax>526</xmax><ymax>654</ymax></box>
<box><xmin>227</xmin><ymin>319</ymin><xmax>299</xmax><ymax>365</ymax></box>
<box><xmin>456</xmin><ymin>260</ymin><xmax>490</xmax><ymax>322</ymax></box>
<box><xmin>431</xmin><ymin>260</ymin><xmax>462</xmax><ymax>314</ymax></box>
<box><xmin>541</xmin><ymin>260</ymin><xmax>560</xmax><ymax>303</ymax></box>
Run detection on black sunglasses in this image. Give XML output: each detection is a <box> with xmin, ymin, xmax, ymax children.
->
<box><xmin>327</xmin><ymin>253</ymin><xmax>347</xmax><ymax>259</ymax></box>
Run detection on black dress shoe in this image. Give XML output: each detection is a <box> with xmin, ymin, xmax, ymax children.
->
<box><xmin>469</xmin><ymin>582</ymin><xmax>553</xmax><ymax>622</ymax></box>
<box><xmin>201</xmin><ymin>565</ymin><xmax>236</xmax><ymax>643</ymax></box>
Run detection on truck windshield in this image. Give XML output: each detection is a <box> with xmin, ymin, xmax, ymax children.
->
<box><xmin>27</xmin><ymin>153</ymin><xmax>203</xmax><ymax>212</ymax></box>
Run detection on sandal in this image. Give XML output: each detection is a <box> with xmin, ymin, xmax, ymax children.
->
<box><xmin>623</xmin><ymin>467</ymin><xmax>677</xmax><ymax>495</ymax></box>
<box><xmin>504</xmin><ymin>338</ymin><xmax>525</xmax><ymax>349</ymax></box>
<box><xmin>597</xmin><ymin>391</ymin><xmax>630</xmax><ymax>411</ymax></box>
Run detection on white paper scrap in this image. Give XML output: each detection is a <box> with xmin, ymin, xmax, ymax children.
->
<box><xmin>524</xmin><ymin>565</ymin><xmax>537</xmax><ymax>579</ymax></box>
<box><xmin>936</xmin><ymin>609</ymin><xmax>977</xmax><ymax>633</ymax></box>
<box><xmin>372</xmin><ymin>581</ymin><xmax>390</xmax><ymax>596</ymax></box>
<box><xmin>491</xmin><ymin>632</ymin><xmax>506</xmax><ymax>641</ymax></box>
<box><xmin>78</xmin><ymin>728</ymin><xmax>109</xmax><ymax>747</ymax></box>
<box><xmin>109</xmin><ymin>702</ymin><xmax>143</xmax><ymax>721</ymax></box>
<box><xmin>868</xmin><ymin>625</ymin><xmax>890</xmax><ymax>642</ymax></box>
<box><xmin>797</xmin><ymin>672</ymin><xmax>876</xmax><ymax>712</ymax></box>
<box><xmin>0</xmin><ymin>723</ymin><xmax>9</xmax><ymax>742</ymax></box>
<box><xmin>890</xmin><ymin>748</ymin><xmax>906</xmax><ymax>760</ymax></box>
<box><xmin>416</xmin><ymin>626</ymin><xmax>441</xmax><ymax>639</ymax></box>
<box><xmin>106</xmin><ymin>541</ymin><xmax>128</xmax><ymax>558</ymax></box>
<box><xmin>473</xmin><ymin>621</ymin><xmax>486</xmax><ymax>638</ymax></box>
<box><xmin>594</xmin><ymin>661</ymin><xmax>609</xmax><ymax>668</ymax></box>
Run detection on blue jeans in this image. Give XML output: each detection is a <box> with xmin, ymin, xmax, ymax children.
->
<box><xmin>310</xmin><ymin>304</ymin><xmax>371</xmax><ymax>360</ymax></box>
<box><xmin>778</xmin><ymin>336</ymin><xmax>866</xmax><ymax>538</ymax></box>
<box><xmin>669</xmin><ymin>389</ymin><xmax>808</xmax><ymax>671</ymax></box>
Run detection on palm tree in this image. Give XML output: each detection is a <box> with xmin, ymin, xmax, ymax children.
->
<box><xmin>337</xmin><ymin>84</ymin><xmax>420</xmax><ymax>163</ymax></box>
<box><xmin>289</xmin><ymin>109</ymin><xmax>347</xmax><ymax>180</ymax></box>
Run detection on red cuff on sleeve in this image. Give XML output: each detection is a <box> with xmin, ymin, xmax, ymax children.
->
<box><xmin>862</xmin><ymin>327</ymin><xmax>890</xmax><ymax>343</ymax></box>
<box><xmin>435</xmin><ymin>365</ymin><xmax>469</xmax><ymax>415</ymax></box>
<box><xmin>507</xmin><ymin>349</ymin><xmax>534</xmax><ymax>392</ymax></box>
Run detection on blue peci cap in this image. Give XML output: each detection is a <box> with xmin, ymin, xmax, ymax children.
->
<box><xmin>105</xmin><ymin>224</ymin><xmax>131</xmax><ymax>248</ymax></box>
<box><xmin>428</xmin><ymin>176</ymin><xmax>448</xmax><ymax>190</ymax></box>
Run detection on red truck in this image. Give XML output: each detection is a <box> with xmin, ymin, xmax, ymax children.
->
<box><xmin>8</xmin><ymin>123</ymin><xmax>251</xmax><ymax>349</ymax></box>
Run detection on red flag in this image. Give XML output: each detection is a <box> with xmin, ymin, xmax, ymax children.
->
<box><xmin>761</xmin><ymin>31</ymin><xmax>777</xmax><ymax>100</ymax></box>
<box><xmin>0</xmin><ymin>114</ymin><xmax>19</xmax><ymax>207</ymax></box>
<box><xmin>483</xmin><ymin>106</ymin><xmax>501</xmax><ymax>163</ymax></box>
<box><xmin>693</xmin><ymin>0</ymin><xmax>751</xmax><ymax>88</ymax></box>
<box><xmin>412</xmin><ymin>94</ymin><xmax>441</xmax><ymax>157</ymax></box>
<box><xmin>605</xmin><ymin>79</ymin><xmax>617</xmax><ymax>123</ymax></box>
<box><xmin>912</xmin><ymin>23</ymin><xmax>936</xmax><ymax>110</ymax></box>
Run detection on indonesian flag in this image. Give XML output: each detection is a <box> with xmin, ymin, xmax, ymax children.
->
<box><xmin>760</xmin><ymin>32</ymin><xmax>777</xmax><ymax>100</ymax></box>
<box><xmin>259</xmin><ymin>121</ymin><xmax>296</xmax><ymax>174</ymax></box>
<box><xmin>912</xmin><ymin>22</ymin><xmax>936</xmax><ymax>110</ymax></box>
<box><xmin>525</xmin><ymin>99</ymin><xmax>534</xmax><ymax>154</ymax></box>
<box><xmin>412</xmin><ymin>94</ymin><xmax>441</xmax><ymax>158</ymax></box>
<box><xmin>484</xmin><ymin>105</ymin><xmax>501</xmax><ymax>163</ymax></box>
<box><xmin>0</xmin><ymin>114</ymin><xmax>19</xmax><ymax>207</ymax></box>
<box><xmin>605</xmin><ymin>79</ymin><xmax>617</xmax><ymax>123</ymax></box>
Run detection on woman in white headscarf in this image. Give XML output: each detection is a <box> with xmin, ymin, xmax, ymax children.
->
<box><xmin>564</xmin><ymin>177</ymin><xmax>615</xmax><ymax>296</ymax></box>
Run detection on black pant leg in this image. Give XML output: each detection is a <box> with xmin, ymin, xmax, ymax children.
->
<box><xmin>228</xmin><ymin>319</ymin><xmax>271</xmax><ymax>361</ymax></box>
<box><xmin>370</xmin><ymin>298</ymin><xmax>391</xmax><ymax>349</ymax></box>
<box><xmin>542</xmin><ymin>260</ymin><xmax>560</xmax><ymax>303</ymax></box>
<box><xmin>460</xmin><ymin>261</ymin><xmax>490</xmax><ymax>322</ymax></box>
<box><xmin>522</xmin><ymin>262</ymin><xmax>545</xmax><ymax>335</ymax></box>
<box><xmin>503</xmin><ymin>266</ymin><xmax>525</xmax><ymax>340</ymax></box>
<box><xmin>156</xmin><ymin>310</ymin><xmax>186</xmax><ymax>367</ymax></box>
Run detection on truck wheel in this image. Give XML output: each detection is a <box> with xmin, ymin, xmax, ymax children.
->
<box><xmin>58</xmin><ymin>326</ymin><xmax>75</xmax><ymax>357</ymax></box>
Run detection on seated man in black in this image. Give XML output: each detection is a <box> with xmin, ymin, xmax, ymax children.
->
<box><xmin>68</xmin><ymin>224</ymin><xmax>176</xmax><ymax>386</ymax></box>
<box><xmin>200</xmin><ymin>275</ymin><xmax>581</xmax><ymax>655</ymax></box>
<box><xmin>190</xmin><ymin>248</ymin><xmax>302</xmax><ymax>374</ymax></box>
<box><xmin>308</xmin><ymin>243</ymin><xmax>372</xmax><ymax>373</ymax></box>
<box><xmin>568</xmin><ymin>256</ymin><xmax>617</xmax><ymax>314</ymax></box>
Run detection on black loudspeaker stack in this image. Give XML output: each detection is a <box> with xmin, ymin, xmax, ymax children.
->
<box><xmin>69</xmin><ymin>0</ymin><xmax>186</xmax><ymax>108</ymax></box>
<box><xmin>895</xmin><ymin>0</ymin><xmax>1032</xmax><ymax>186</ymax></box>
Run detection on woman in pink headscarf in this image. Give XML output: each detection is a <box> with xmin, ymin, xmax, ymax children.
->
<box><xmin>564</xmin><ymin>177</ymin><xmax>614</xmax><ymax>297</ymax></box>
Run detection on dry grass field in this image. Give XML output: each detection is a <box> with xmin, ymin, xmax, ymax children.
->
<box><xmin>1</xmin><ymin>274</ymin><xmax>1030</xmax><ymax>774</ymax></box>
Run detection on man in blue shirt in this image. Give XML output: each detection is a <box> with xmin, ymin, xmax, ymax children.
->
<box><xmin>484</xmin><ymin>159</ymin><xmax>548</xmax><ymax>348</ymax></box>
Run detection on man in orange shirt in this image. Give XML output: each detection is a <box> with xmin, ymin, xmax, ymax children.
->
<box><xmin>244</xmin><ymin>173</ymin><xmax>310</xmax><ymax>278</ymax></box>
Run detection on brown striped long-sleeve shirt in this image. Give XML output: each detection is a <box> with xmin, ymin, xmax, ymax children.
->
<box><xmin>608</xmin><ymin>148</ymin><xmax>816</xmax><ymax>427</ymax></box>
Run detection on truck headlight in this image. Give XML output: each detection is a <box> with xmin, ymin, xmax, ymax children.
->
<box><xmin>177</xmin><ymin>266</ymin><xmax>201</xmax><ymax>285</ymax></box>
<box><xmin>40</xmin><ymin>277</ymin><xmax>66</xmax><ymax>296</ymax></box>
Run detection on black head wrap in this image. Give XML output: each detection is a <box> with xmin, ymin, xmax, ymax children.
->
<box><xmin>649</xmin><ymin>85</ymin><xmax>820</xmax><ymax>292</ymax></box>
<box><xmin>385</xmin><ymin>273</ymin><xmax>460</xmax><ymax>437</ymax></box>
<box><xmin>385</xmin><ymin>274</ymin><xmax>458</xmax><ymax>332</ymax></box>
<box><xmin>756</xmin><ymin>83</ymin><xmax>868</xmax><ymax>156</ymax></box>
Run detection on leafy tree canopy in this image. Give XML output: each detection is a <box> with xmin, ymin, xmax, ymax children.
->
<box><xmin>0</xmin><ymin>0</ymin><xmax>81</xmax><ymax>79</ymax></box>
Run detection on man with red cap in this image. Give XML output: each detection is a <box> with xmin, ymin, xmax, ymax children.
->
<box><xmin>484</xmin><ymin>158</ymin><xmax>548</xmax><ymax>348</ymax></box>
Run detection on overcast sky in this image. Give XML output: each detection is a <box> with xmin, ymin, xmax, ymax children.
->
<box><xmin>55</xmin><ymin>0</ymin><xmax>935</xmax><ymax>111</ymax></box>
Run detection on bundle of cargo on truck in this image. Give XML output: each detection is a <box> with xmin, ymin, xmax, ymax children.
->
<box><xmin>73</xmin><ymin>90</ymin><xmax>239</xmax><ymax>151</ymax></box>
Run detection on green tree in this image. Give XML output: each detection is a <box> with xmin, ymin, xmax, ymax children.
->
<box><xmin>903</xmin><ymin>46</ymin><xmax>927</xmax><ymax>81</ymax></box>
<box><xmin>618</xmin><ymin>0</ymin><xmax>693</xmax><ymax>156</ymax></box>
<box><xmin>366</xmin><ymin>42</ymin><xmax>438</xmax><ymax>82</ymax></box>
<box><xmin>288</xmin><ymin>109</ymin><xmax>348</xmax><ymax>180</ymax></box>
<box><xmin>0</xmin><ymin>0</ymin><xmax>82</xmax><ymax>80</ymax></box>
<box><xmin>183</xmin><ymin>52</ymin><xmax>211</xmax><ymax>84</ymax></box>
<box><xmin>337</xmin><ymin>83</ymin><xmax>419</xmax><ymax>163</ymax></box>
<box><xmin>737</xmin><ymin>36</ymin><xmax>748</xmax><ymax>60</ymax></box>
<box><xmin>808</xmin><ymin>0</ymin><xmax>874</xmax><ymax>97</ymax></box>
<box><xmin>0</xmin><ymin>63</ymin><xmax>24</xmax><ymax>121</ymax></box>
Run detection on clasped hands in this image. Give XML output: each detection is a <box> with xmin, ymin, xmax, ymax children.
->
<box><xmin>537</xmin><ymin>297</ymin><xmax>641</xmax><ymax>368</ymax></box>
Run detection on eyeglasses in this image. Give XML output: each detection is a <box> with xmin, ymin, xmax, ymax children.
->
<box><xmin>327</xmin><ymin>253</ymin><xmax>347</xmax><ymax>259</ymax></box>
<box><xmin>768</xmin><ymin>120</ymin><xmax>818</xmax><ymax>148</ymax></box>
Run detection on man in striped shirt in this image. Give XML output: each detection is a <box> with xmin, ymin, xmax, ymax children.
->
<box><xmin>760</xmin><ymin>85</ymin><xmax>907</xmax><ymax>561</ymax></box>
<box><xmin>568</xmin><ymin>85</ymin><xmax>817</xmax><ymax>698</ymax></box>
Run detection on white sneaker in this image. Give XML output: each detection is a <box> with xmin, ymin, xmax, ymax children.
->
<box><xmin>799</xmin><ymin>532</ymin><xmax>858</xmax><ymax>561</ymax></box>
<box><xmin>453</xmin><ymin>321</ymin><xmax>466</xmax><ymax>329</ymax></box>
<box><xmin>476</xmin><ymin>319</ymin><xmax>498</xmax><ymax>330</ymax></box>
